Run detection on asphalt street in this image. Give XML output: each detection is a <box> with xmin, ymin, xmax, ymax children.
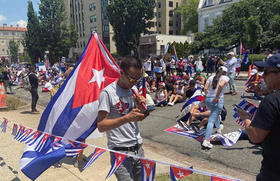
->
<box><xmin>13</xmin><ymin>79</ymin><xmax>261</xmax><ymax>178</ymax></box>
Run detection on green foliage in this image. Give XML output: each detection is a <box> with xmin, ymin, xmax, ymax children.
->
<box><xmin>155</xmin><ymin>173</ymin><xmax>209</xmax><ymax>181</ymax></box>
<box><xmin>195</xmin><ymin>0</ymin><xmax>280</xmax><ymax>52</ymax></box>
<box><xmin>18</xmin><ymin>55</ymin><xmax>32</xmax><ymax>63</ymax></box>
<box><xmin>25</xmin><ymin>1</ymin><xmax>44</xmax><ymax>64</ymax></box>
<box><xmin>107</xmin><ymin>0</ymin><xmax>155</xmax><ymax>57</ymax></box>
<box><xmin>9</xmin><ymin>40</ymin><xmax>19</xmax><ymax>63</ymax></box>
<box><xmin>176</xmin><ymin>0</ymin><xmax>199</xmax><ymax>34</ymax></box>
<box><xmin>38</xmin><ymin>0</ymin><xmax>78</xmax><ymax>64</ymax></box>
<box><xmin>168</xmin><ymin>41</ymin><xmax>191</xmax><ymax>58</ymax></box>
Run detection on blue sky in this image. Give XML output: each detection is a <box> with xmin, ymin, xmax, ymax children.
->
<box><xmin>0</xmin><ymin>0</ymin><xmax>40</xmax><ymax>27</ymax></box>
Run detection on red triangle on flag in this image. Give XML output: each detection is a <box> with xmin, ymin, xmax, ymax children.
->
<box><xmin>72</xmin><ymin>34</ymin><xmax>119</xmax><ymax>109</ymax></box>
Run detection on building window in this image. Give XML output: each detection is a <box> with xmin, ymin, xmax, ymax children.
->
<box><xmin>220</xmin><ymin>0</ymin><xmax>232</xmax><ymax>3</ymax></box>
<box><xmin>158</xmin><ymin>22</ymin><xmax>161</xmax><ymax>27</ymax></box>
<box><xmin>169</xmin><ymin>1</ymin><xmax>173</xmax><ymax>7</ymax></box>
<box><xmin>80</xmin><ymin>41</ymin><xmax>83</xmax><ymax>48</ymax></box>
<box><xmin>158</xmin><ymin>2</ymin><xmax>161</xmax><ymax>8</ymax></box>
<box><xmin>90</xmin><ymin>15</ymin><xmax>96</xmax><ymax>23</ymax></box>
<box><xmin>205</xmin><ymin>0</ymin><xmax>214</xmax><ymax>6</ymax></box>
<box><xmin>176</xmin><ymin>21</ymin><xmax>179</xmax><ymax>27</ymax></box>
<box><xmin>89</xmin><ymin>3</ymin><xmax>96</xmax><ymax>11</ymax></box>
<box><xmin>103</xmin><ymin>25</ymin><xmax>109</xmax><ymax>32</ymax></box>
<box><xmin>169</xmin><ymin>30</ymin><xmax>173</xmax><ymax>35</ymax></box>
<box><xmin>159</xmin><ymin>31</ymin><xmax>161</xmax><ymax>34</ymax></box>
<box><xmin>1</xmin><ymin>40</ymin><xmax>4</xmax><ymax>44</ymax></box>
<box><xmin>158</xmin><ymin>12</ymin><xmax>161</xmax><ymax>18</ymax></box>
<box><xmin>169</xmin><ymin>20</ymin><xmax>173</xmax><ymax>26</ymax></box>
<box><xmin>176</xmin><ymin>2</ymin><xmax>179</xmax><ymax>8</ymax></box>
<box><xmin>169</xmin><ymin>10</ymin><xmax>173</xmax><ymax>17</ymax></box>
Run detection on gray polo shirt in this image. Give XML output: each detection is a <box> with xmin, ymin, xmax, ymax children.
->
<box><xmin>98</xmin><ymin>82</ymin><xmax>142</xmax><ymax>149</ymax></box>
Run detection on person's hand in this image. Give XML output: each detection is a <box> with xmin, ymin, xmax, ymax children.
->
<box><xmin>133</xmin><ymin>94</ymin><xmax>146</xmax><ymax>112</ymax></box>
<box><xmin>125</xmin><ymin>108</ymin><xmax>147</xmax><ymax>122</ymax></box>
<box><xmin>237</xmin><ymin>108</ymin><xmax>251</xmax><ymax>120</ymax></box>
<box><xmin>212</xmin><ymin>97</ymin><xmax>219</xmax><ymax>104</ymax></box>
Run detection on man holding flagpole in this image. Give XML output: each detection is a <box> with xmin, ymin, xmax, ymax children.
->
<box><xmin>98</xmin><ymin>56</ymin><xmax>148</xmax><ymax>181</ymax></box>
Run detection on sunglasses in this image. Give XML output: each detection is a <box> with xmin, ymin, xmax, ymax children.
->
<box><xmin>263</xmin><ymin>70</ymin><xmax>280</xmax><ymax>76</ymax></box>
<box><xmin>125</xmin><ymin>72</ymin><xmax>142</xmax><ymax>83</ymax></box>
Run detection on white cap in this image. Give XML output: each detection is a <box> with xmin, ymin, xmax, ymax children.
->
<box><xmin>251</xmin><ymin>69</ymin><xmax>258</xmax><ymax>75</ymax></box>
<box><xmin>220</xmin><ymin>66</ymin><xmax>228</xmax><ymax>73</ymax></box>
<box><xmin>227</xmin><ymin>52</ymin><xmax>235</xmax><ymax>56</ymax></box>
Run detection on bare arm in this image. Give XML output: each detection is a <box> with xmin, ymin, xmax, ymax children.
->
<box><xmin>97</xmin><ymin>108</ymin><xmax>146</xmax><ymax>132</ymax></box>
<box><xmin>204</xmin><ymin>82</ymin><xmax>210</xmax><ymax>95</ymax></box>
<box><xmin>244</xmin><ymin>119</ymin><xmax>270</xmax><ymax>143</ymax></box>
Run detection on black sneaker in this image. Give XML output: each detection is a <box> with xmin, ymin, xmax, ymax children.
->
<box><xmin>191</xmin><ymin>124</ymin><xmax>200</xmax><ymax>133</ymax></box>
<box><xmin>177</xmin><ymin>120</ymin><xmax>190</xmax><ymax>131</ymax></box>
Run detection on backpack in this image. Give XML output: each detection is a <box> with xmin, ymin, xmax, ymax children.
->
<box><xmin>22</xmin><ymin>75</ymin><xmax>32</xmax><ymax>91</ymax></box>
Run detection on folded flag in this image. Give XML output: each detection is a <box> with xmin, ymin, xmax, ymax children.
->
<box><xmin>170</xmin><ymin>166</ymin><xmax>193</xmax><ymax>181</ymax></box>
<box><xmin>65</xmin><ymin>140</ymin><xmax>88</xmax><ymax>157</ymax></box>
<box><xmin>12</xmin><ymin>123</ymin><xmax>18</xmax><ymax>136</ymax></box>
<box><xmin>140</xmin><ymin>159</ymin><xmax>156</xmax><ymax>181</ymax></box>
<box><xmin>20</xmin><ymin>32</ymin><xmax>120</xmax><ymax>180</ymax></box>
<box><xmin>83</xmin><ymin>147</ymin><xmax>106</xmax><ymax>170</ymax></box>
<box><xmin>218</xmin><ymin>130</ymin><xmax>242</xmax><ymax>147</ymax></box>
<box><xmin>106</xmin><ymin>152</ymin><xmax>127</xmax><ymax>179</ymax></box>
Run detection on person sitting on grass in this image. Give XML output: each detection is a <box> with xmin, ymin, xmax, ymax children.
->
<box><xmin>168</xmin><ymin>81</ymin><xmax>185</xmax><ymax>106</ymax></box>
<box><xmin>154</xmin><ymin>82</ymin><xmax>168</xmax><ymax>107</ymax></box>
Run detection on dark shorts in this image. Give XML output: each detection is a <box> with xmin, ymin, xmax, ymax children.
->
<box><xmin>236</xmin><ymin>67</ymin><xmax>241</xmax><ymax>72</ymax></box>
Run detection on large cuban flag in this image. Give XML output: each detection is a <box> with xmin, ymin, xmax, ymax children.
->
<box><xmin>20</xmin><ymin>32</ymin><xmax>120</xmax><ymax>180</ymax></box>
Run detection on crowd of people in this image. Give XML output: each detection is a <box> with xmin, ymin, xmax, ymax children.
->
<box><xmin>1</xmin><ymin>50</ymin><xmax>279</xmax><ymax>180</ymax></box>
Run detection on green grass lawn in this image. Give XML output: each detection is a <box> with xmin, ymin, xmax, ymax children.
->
<box><xmin>155</xmin><ymin>173</ymin><xmax>210</xmax><ymax>181</ymax></box>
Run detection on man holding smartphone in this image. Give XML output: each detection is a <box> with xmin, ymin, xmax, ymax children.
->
<box><xmin>237</xmin><ymin>54</ymin><xmax>280</xmax><ymax>181</ymax></box>
<box><xmin>97</xmin><ymin>56</ymin><xmax>147</xmax><ymax>181</ymax></box>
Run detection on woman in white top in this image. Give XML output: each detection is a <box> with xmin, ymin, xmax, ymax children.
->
<box><xmin>168</xmin><ymin>81</ymin><xmax>185</xmax><ymax>106</ymax></box>
<box><xmin>154</xmin><ymin>82</ymin><xmax>168</xmax><ymax>107</ymax></box>
<box><xmin>202</xmin><ymin>66</ymin><xmax>229</xmax><ymax>149</ymax></box>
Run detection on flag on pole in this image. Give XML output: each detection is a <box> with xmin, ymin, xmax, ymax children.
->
<box><xmin>164</xmin><ymin>43</ymin><xmax>170</xmax><ymax>54</ymax></box>
<box><xmin>83</xmin><ymin>147</ymin><xmax>106</xmax><ymax>170</ymax></box>
<box><xmin>106</xmin><ymin>153</ymin><xmax>127</xmax><ymax>179</ymax></box>
<box><xmin>173</xmin><ymin>46</ymin><xmax>178</xmax><ymax>62</ymax></box>
<box><xmin>20</xmin><ymin>32</ymin><xmax>120</xmax><ymax>180</ymax></box>
<box><xmin>140</xmin><ymin>159</ymin><xmax>156</xmax><ymax>181</ymax></box>
<box><xmin>170</xmin><ymin>166</ymin><xmax>193</xmax><ymax>181</ymax></box>
<box><xmin>240</xmin><ymin>42</ymin><xmax>248</xmax><ymax>64</ymax></box>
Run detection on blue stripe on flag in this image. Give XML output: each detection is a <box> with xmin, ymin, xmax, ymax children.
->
<box><xmin>52</xmin><ymin>96</ymin><xmax>83</xmax><ymax>136</ymax></box>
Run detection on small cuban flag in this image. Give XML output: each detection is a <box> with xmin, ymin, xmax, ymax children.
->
<box><xmin>170</xmin><ymin>165</ymin><xmax>193</xmax><ymax>181</ymax></box>
<box><xmin>17</xmin><ymin>128</ymin><xmax>33</xmax><ymax>143</ymax></box>
<box><xmin>164</xmin><ymin>43</ymin><xmax>170</xmax><ymax>54</ymax></box>
<box><xmin>0</xmin><ymin>118</ymin><xmax>8</xmax><ymax>133</ymax></box>
<box><xmin>14</xmin><ymin>125</ymin><xmax>26</xmax><ymax>140</ymax></box>
<box><xmin>140</xmin><ymin>159</ymin><xmax>156</xmax><ymax>181</ymax></box>
<box><xmin>105</xmin><ymin>152</ymin><xmax>127</xmax><ymax>179</ymax></box>
<box><xmin>83</xmin><ymin>147</ymin><xmax>106</xmax><ymax>170</ymax></box>
<box><xmin>211</xmin><ymin>175</ymin><xmax>232</xmax><ymax>181</ymax></box>
<box><xmin>12</xmin><ymin>123</ymin><xmax>18</xmax><ymax>136</ymax></box>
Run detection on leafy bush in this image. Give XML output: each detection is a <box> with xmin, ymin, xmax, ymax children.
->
<box><xmin>5</xmin><ymin>95</ymin><xmax>27</xmax><ymax>110</ymax></box>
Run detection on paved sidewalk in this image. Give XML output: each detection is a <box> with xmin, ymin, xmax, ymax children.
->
<box><xmin>0</xmin><ymin>94</ymin><xmax>254</xmax><ymax>181</ymax></box>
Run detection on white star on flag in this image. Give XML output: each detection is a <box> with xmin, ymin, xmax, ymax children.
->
<box><xmin>177</xmin><ymin>170</ymin><xmax>184</xmax><ymax>177</ymax></box>
<box><xmin>146</xmin><ymin>163</ymin><xmax>150</xmax><ymax>169</ymax></box>
<box><xmin>118</xmin><ymin>156</ymin><xmax>122</xmax><ymax>161</ymax></box>
<box><xmin>88</xmin><ymin>68</ymin><xmax>105</xmax><ymax>88</ymax></box>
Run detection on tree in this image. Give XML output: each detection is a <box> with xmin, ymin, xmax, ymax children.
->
<box><xmin>193</xmin><ymin>0</ymin><xmax>280</xmax><ymax>53</ymax></box>
<box><xmin>9</xmin><ymin>40</ymin><xmax>19</xmax><ymax>63</ymax></box>
<box><xmin>176</xmin><ymin>0</ymin><xmax>199</xmax><ymax>34</ymax></box>
<box><xmin>107</xmin><ymin>0</ymin><xmax>155</xmax><ymax>57</ymax></box>
<box><xmin>25</xmin><ymin>1</ymin><xmax>44</xmax><ymax>64</ymax></box>
<box><xmin>38</xmin><ymin>0</ymin><xmax>78</xmax><ymax>64</ymax></box>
